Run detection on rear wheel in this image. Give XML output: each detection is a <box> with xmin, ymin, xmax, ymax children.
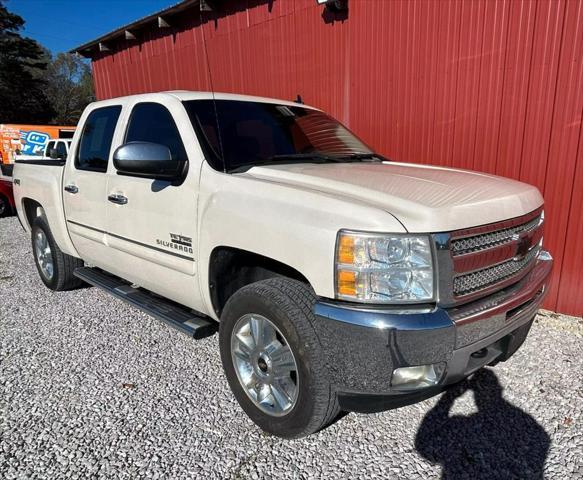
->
<box><xmin>219</xmin><ymin>278</ymin><xmax>340</xmax><ymax>438</ymax></box>
<box><xmin>31</xmin><ymin>216</ymin><xmax>84</xmax><ymax>291</ymax></box>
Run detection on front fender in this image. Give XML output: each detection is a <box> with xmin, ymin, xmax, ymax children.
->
<box><xmin>197</xmin><ymin>164</ymin><xmax>406</xmax><ymax>319</ymax></box>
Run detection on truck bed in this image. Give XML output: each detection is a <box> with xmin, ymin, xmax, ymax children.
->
<box><xmin>12</xmin><ymin>160</ymin><xmax>78</xmax><ymax>257</ymax></box>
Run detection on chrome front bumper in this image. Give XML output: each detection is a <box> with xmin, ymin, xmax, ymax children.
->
<box><xmin>313</xmin><ymin>250</ymin><xmax>553</xmax><ymax>413</ymax></box>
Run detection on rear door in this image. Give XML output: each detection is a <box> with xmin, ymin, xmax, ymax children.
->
<box><xmin>104</xmin><ymin>97</ymin><xmax>203</xmax><ymax>310</ymax></box>
<box><xmin>63</xmin><ymin>104</ymin><xmax>123</xmax><ymax>266</ymax></box>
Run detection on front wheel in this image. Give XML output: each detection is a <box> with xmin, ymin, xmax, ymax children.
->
<box><xmin>219</xmin><ymin>278</ymin><xmax>340</xmax><ymax>438</ymax></box>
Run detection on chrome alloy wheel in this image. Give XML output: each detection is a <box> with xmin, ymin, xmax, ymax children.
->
<box><xmin>231</xmin><ymin>314</ymin><xmax>299</xmax><ymax>417</ymax></box>
<box><xmin>34</xmin><ymin>230</ymin><xmax>54</xmax><ymax>280</ymax></box>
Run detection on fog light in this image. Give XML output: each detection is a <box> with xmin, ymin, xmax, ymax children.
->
<box><xmin>391</xmin><ymin>363</ymin><xmax>445</xmax><ymax>390</ymax></box>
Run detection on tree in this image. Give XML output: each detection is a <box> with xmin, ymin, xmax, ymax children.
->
<box><xmin>45</xmin><ymin>53</ymin><xmax>95</xmax><ymax>125</ymax></box>
<box><xmin>0</xmin><ymin>1</ymin><xmax>54</xmax><ymax>123</ymax></box>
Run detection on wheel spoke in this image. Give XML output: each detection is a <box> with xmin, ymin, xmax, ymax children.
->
<box><xmin>271</xmin><ymin>345</ymin><xmax>296</xmax><ymax>378</ymax></box>
<box><xmin>270</xmin><ymin>381</ymin><xmax>292</xmax><ymax>411</ymax></box>
<box><xmin>235</xmin><ymin>329</ymin><xmax>255</xmax><ymax>351</ymax></box>
<box><xmin>233</xmin><ymin>342</ymin><xmax>253</xmax><ymax>368</ymax></box>
<box><xmin>249</xmin><ymin>315</ymin><xmax>265</xmax><ymax>348</ymax></box>
<box><xmin>256</xmin><ymin>383</ymin><xmax>271</xmax><ymax>404</ymax></box>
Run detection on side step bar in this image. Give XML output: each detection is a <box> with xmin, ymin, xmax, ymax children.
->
<box><xmin>74</xmin><ymin>267</ymin><xmax>217</xmax><ymax>339</ymax></box>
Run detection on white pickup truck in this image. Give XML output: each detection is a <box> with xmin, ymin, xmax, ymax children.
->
<box><xmin>13</xmin><ymin>91</ymin><xmax>553</xmax><ymax>438</ymax></box>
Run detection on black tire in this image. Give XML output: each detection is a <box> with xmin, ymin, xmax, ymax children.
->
<box><xmin>0</xmin><ymin>194</ymin><xmax>10</xmax><ymax>218</ymax></box>
<box><xmin>219</xmin><ymin>278</ymin><xmax>340</xmax><ymax>438</ymax></box>
<box><xmin>31</xmin><ymin>215</ymin><xmax>84</xmax><ymax>291</ymax></box>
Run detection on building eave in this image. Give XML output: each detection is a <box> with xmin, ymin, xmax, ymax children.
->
<box><xmin>71</xmin><ymin>0</ymin><xmax>200</xmax><ymax>58</ymax></box>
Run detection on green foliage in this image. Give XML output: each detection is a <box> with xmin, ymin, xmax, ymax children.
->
<box><xmin>0</xmin><ymin>1</ymin><xmax>95</xmax><ymax>125</ymax></box>
<box><xmin>0</xmin><ymin>0</ymin><xmax>54</xmax><ymax>123</ymax></box>
<box><xmin>46</xmin><ymin>53</ymin><xmax>95</xmax><ymax>124</ymax></box>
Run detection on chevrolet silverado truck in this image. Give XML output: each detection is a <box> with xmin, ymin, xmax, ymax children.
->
<box><xmin>12</xmin><ymin>92</ymin><xmax>553</xmax><ymax>438</ymax></box>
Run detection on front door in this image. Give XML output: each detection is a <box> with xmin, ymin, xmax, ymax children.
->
<box><xmin>63</xmin><ymin>104</ymin><xmax>123</xmax><ymax>266</ymax></box>
<box><xmin>104</xmin><ymin>98</ymin><xmax>203</xmax><ymax>311</ymax></box>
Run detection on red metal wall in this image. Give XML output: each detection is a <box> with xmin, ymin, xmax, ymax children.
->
<box><xmin>90</xmin><ymin>0</ymin><xmax>583</xmax><ymax>316</ymax></box>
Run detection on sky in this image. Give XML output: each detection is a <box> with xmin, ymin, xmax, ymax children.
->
<box><xmin>7</xmin><ymin>0</ymin><xmax>174</xmax><ymax>54</ymax></box>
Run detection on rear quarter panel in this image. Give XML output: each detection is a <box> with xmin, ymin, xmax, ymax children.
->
<box><xmin>13</xmin><ymin>162</ymin><xmax>79</xmax><ymax>258</ymax></box>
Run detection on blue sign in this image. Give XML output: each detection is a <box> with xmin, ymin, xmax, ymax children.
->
<box><xmin>20</xmin><ymin>130</ymin><xmax>50</xmax><ymax>155</ymax></box>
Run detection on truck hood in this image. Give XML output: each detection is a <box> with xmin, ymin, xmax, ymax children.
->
<box><xmin>246</xmin><ymin>162</ymin><xmax>543</xmax><ymax>232</ymax></box>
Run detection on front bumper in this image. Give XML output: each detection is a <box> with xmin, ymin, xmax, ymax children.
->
<box><xmin>313</xmin><ymin>250</ymin><xmax>553</xmax><ymax>413</ymax></box>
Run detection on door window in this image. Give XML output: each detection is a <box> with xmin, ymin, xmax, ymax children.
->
<box><xmin>76</xmin><ymin>105</ymin><xmax>122</xmax><ymax>172</ymax></box>
<box><xmin>124</xmin><ymin>103</ymin><xmax>187</xmax><ymax>163</ymax></box>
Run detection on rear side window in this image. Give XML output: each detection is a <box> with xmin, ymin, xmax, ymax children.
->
<box><xmin>76</xmin><ymin>105</ymin><xmax>122</xmax><ymax>172</ymax></box>
<box><xmin>124</xmin><ymin>103</ymin><xmax>187</xmax><ymax>162</ymax></box>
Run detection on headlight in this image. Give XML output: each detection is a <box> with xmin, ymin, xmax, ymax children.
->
<box><xmin>335</xmin><ymin>231</ymin><xmax>435</xmax><ymax>303</ymax></box>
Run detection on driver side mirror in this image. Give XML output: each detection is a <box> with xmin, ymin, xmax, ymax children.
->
<box><xmin>49</xmin><ymin>148</ymin><xmax>59</xmax><ymax>160</ymax></box>
<box><xmin>113</xmin><ymin>142</ymin><xmax>187</xmax><ymax>180</ymax></box>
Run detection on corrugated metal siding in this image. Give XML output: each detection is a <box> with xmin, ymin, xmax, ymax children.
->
<box><xmin>90</xmin><ymin>0</ymin><xmax>583</xmax><ymax>316</ymax></box>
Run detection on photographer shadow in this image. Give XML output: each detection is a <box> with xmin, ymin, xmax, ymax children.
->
<box><xmin>415</xmin><ymin>369</ymin><xmax>549</xmax><ymax>479</ymax></box>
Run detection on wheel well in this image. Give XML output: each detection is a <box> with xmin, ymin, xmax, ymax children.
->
<box><xmin>21</xmin><ymin>198</ymin><xmax>43</xmax><ymax>229</ymax></box>
<box><xmin>209</xmin><ymin>247</ymin><xmax>310</xmax><ymax>317</ymax></box>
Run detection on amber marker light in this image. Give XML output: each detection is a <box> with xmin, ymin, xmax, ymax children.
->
<box><xmin>337</xmin><ymin>270</ymin><xmax>357</xmax><ymax>296</ymax></box>
<box><xmin>337</xmin><ymin>234</ymin><xmax>355</xmax><ymax>265</ymax></box>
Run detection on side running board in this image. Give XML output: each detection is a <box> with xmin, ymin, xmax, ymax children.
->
<box><xmin>74</xmin><ymin>267</ymin><xmax>217</xmax><ymax>339</ymax></box>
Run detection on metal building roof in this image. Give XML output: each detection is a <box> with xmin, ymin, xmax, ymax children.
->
<box><xmin>71</xmin><ymin>0</ymin><xmax>199</xmax><ymax>57</ymax></box>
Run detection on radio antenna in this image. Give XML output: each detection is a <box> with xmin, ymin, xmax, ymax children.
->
<box><xmin>200</xmin><ymin>8</ymin><xmax>226</xmax><ymax>173</ymax></box>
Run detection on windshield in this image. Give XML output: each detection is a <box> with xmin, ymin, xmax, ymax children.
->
<box><xmin>183</xmin><ymin>99</ymin><xmax>375</xmax><ymax>172</ymax></box>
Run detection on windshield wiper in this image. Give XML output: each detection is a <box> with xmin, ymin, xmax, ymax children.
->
<box><xmin>268</xmin><ymin>153</ymin><xmax>345</xmax><ymax>162</ymax></box>
<box><xmin>230</xmin><ymin>152</ymin><xmax>389</xmax><ymax>173</ymax></box>
<box><xmin>270</xmin><ymin>152</ymin><xmax>390</xmax><ymax>163</ymax></box>
<box><xmin>230</xmin><ymin>153</ymin><xmax>346</xmax><ymax>173</ymax></box>
<box><xmin>336</xmin><ymin>153</ymin><xmax>388</xmax><ymax>162</ymax></box>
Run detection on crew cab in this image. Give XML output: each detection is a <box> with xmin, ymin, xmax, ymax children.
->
<box><xmin>12</xmin><ymin>92</ymin><xmax>552</xmax><ymax>438</ymax></box>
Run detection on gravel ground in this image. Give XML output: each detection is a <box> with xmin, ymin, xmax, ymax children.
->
<box><xmin>1</xmin><ymin>216</ymin><xmax>581</xmax><ymax>479</ymax></box>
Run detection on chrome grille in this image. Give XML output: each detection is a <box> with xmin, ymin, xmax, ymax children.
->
<box><xmin>453</xmin><ymin>246</ymin><xmax>540</xmax><ymax>296</ymax></box>
<box><xmin>451</xmin><ymin>215</ymin><xmax>541</xmax><ymax>255</ymax></box>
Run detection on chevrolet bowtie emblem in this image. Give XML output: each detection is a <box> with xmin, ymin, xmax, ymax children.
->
<box><xmin>513</xmin><ymin>234</ymin><xmax>531</xmax><ymax>260</ymax></box>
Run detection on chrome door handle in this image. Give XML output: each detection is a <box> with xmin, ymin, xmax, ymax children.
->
<box><xmin>108</xmin><ymin>193</ymin><xmax>128</xmax><ymax>205</ymax></box>
<box><xmin>64</xmin><ymin>184</ymin><xmax>78</xmax><ymax>194</ymax></box>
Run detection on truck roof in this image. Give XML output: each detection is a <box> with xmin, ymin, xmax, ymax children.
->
<box><xmin>89</xmin><ymin>91</ymin><xmax>318</xmax><ymax>110</ymax></box>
